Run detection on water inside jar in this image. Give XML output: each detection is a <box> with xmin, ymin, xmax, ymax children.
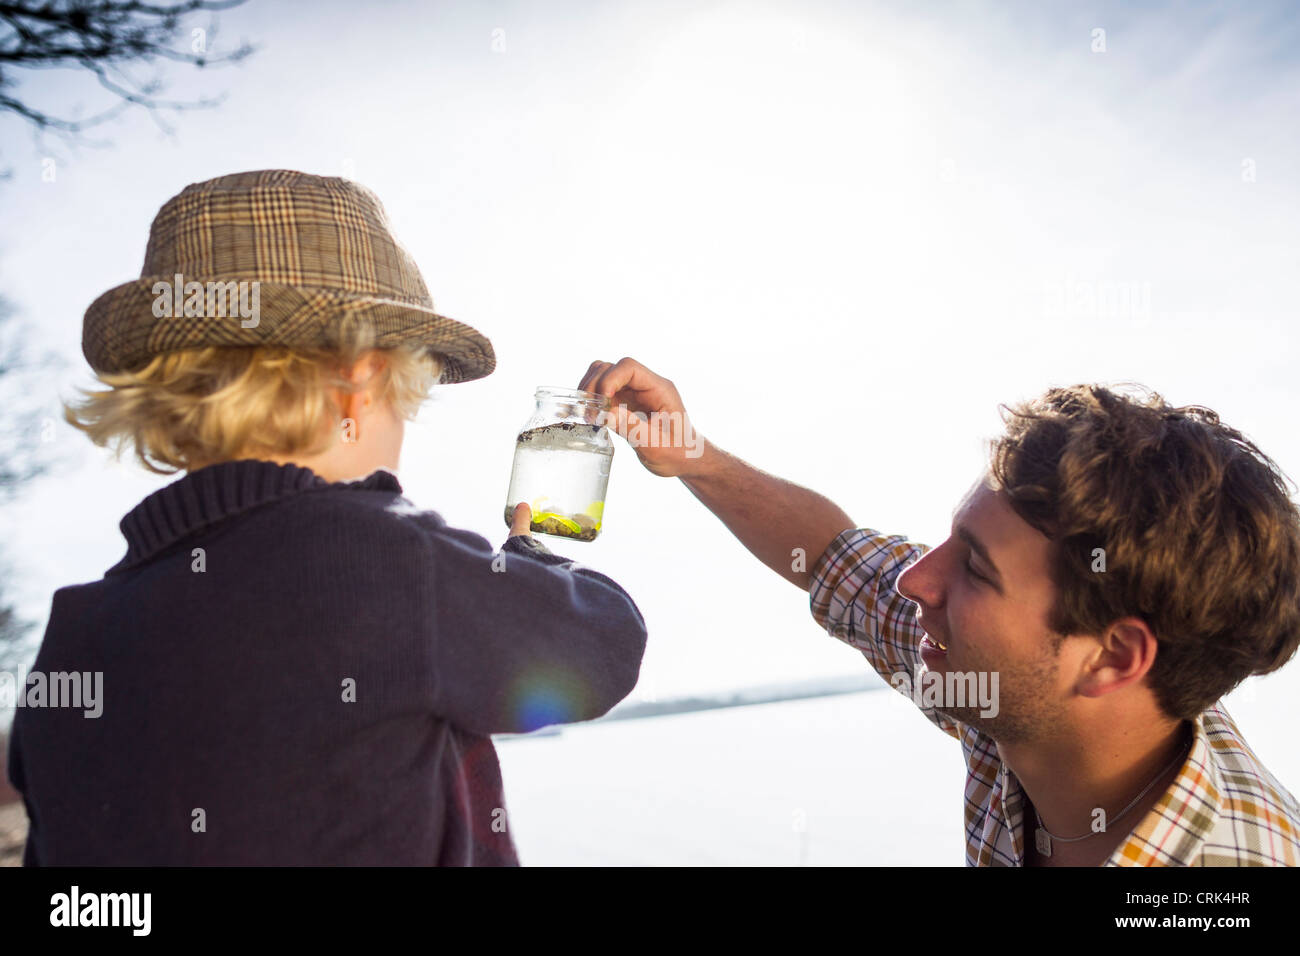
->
<box><xmin>505</xmin><ymin>422</ymin><xmax>612</xmax><ymax>541</ymax></box>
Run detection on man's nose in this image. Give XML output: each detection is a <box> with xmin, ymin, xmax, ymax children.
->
<box><xmin>896</xmin><ymin>550</ymin><xmax>942</xmax><ymax>609</ymax></box>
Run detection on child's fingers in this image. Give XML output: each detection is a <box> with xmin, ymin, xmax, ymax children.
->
<box><xmin>508</xmin><ymin>502</ymin><xmax>532</xmax><ymax>537</ymax></box>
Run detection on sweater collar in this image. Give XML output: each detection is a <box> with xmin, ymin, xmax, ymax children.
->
<box><xmin>110</xmin><ymin>458</ymin><xmax>403</xmax><ymax>573</ymax></box>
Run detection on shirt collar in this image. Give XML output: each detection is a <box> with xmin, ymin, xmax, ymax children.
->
<box><xmin>1105</xmin><ymin>712</ymin><xmax>1221</xmax><ymax>866</ymax></box>
<box><xmin>110</xmin><ymin>458</ymin><xmax>403</xmax><ymax>573</ymax></box>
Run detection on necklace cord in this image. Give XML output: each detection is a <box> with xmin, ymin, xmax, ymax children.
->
<box><xmin>1032</xmin><ymin>729</ymin><xmax>1193</xmax><ymax>843</ymax></box>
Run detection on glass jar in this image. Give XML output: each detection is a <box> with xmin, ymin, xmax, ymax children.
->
<box><xmin>504</xmin><ymin>386</ymin><xmax>614</xmax><ymax>542</ymax></box>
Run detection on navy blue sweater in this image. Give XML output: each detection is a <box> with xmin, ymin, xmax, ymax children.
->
<box><xmin>7</xmin><ymin>458</ymin><xmax>647</xmax><ymax>865</ymax></box>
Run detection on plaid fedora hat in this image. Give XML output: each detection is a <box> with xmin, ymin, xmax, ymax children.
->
<box><xmin>82</xmin><ymin>169</ymin><xmax>495</xmax><ymax>383</ymax></box>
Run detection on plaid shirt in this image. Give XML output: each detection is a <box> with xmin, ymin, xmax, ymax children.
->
<box><xmin>809</xmin><ymin>527</ymin><xmax>1300</xmax><ymax>866</ymax></box>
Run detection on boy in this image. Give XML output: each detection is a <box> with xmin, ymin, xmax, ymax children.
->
<box><xmin>7</xmin><ymin>170</ymin><xmax>648</xmax><ymax>865</ymax></box>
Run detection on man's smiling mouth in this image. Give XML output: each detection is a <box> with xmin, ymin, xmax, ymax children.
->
<box><xmin>916</xmin><ymin>613</ymin><xmax>950</xmax><ymax>652</ymax></box>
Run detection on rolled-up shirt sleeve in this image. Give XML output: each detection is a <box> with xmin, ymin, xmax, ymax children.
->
<box><xmin>809</xmin><ymin>528</ymin><xmax>960</xmax><ymax>738</ymax></box>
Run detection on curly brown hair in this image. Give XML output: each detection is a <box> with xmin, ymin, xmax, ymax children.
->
<box><xmin>989</xmin><ymin>384</ymin><xmax>1300</xmax><ymax>720</ymax></box>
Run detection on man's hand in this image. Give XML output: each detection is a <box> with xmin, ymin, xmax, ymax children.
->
<box><xmin>578</xmin><ymin>357</ymin><xmax>709</xmax><ymax>479</ymax></box>
<box><xmin>579</xmin><ymin>356</ymin><xmax>854</xmax><ymax>590</ymax></box>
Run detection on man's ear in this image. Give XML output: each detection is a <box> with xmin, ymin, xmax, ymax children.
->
<box><xmin>1074</xmin><ymin>616</ymin><xmax>1159</xmax><ymax>700</ymax></box>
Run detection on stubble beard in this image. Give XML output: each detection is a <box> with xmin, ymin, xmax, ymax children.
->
<box><xmin>934</xmin><ymin>637</ymin><xmax>1067</xmax><ymax>745</ymax></box>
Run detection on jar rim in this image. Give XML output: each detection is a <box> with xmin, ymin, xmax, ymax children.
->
<box><xmin>535</xmin><ymin>385</ymin><xmax>611</xmax><ymax>408</ymax></box>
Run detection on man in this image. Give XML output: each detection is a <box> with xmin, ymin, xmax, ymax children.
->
<box><xmin>579</xmin><ymin>357</ymin><xmax>1300</xmax><ymax>866</ymax></box>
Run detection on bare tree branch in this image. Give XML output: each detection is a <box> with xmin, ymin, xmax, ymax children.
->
<box><xmin>0</xmin><ymin>0</ymin><xmax>255</xmax><ymax>138</ymax></box>
<box><xmin>0</xmin><ymin>295</ymin><xmax>65</xmax><ymax>496</ymax></box>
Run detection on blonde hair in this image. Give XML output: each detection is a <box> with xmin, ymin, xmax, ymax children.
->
<box><xmin>65</xmin><ymin>325</ymin><xmax>445</xmax><ymax>475</ymax></box>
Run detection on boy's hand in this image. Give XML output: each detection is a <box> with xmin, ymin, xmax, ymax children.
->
<box><xmin>508</xmin><ymin>502</ymin><xmax>532</xmax><ymax>537</ymax></box>
<box><xmin>578</xmin><ymin>357</ymin><xmax>709</xmax><ymax>479</ymax></box>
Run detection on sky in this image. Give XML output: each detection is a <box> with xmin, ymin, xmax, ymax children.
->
<box><xmin>2</xmin><ymin>0</ymin><xmax>1299</xmax><ymax>791</ymax></box>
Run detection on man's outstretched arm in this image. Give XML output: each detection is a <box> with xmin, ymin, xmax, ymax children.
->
<box><xmin>678</xmin><ymin>441</ymin><xmax>857</xmax><ymax>591</ymax></box>
<box><xmin>578</xmin><ymin>357</ymin><xmax>855</xmax><ymax>590</ymax></box>
<box><xmin>578</xmin><ymin>357</ymin><xmax>957</xmax><ymax>739</ymax></box>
